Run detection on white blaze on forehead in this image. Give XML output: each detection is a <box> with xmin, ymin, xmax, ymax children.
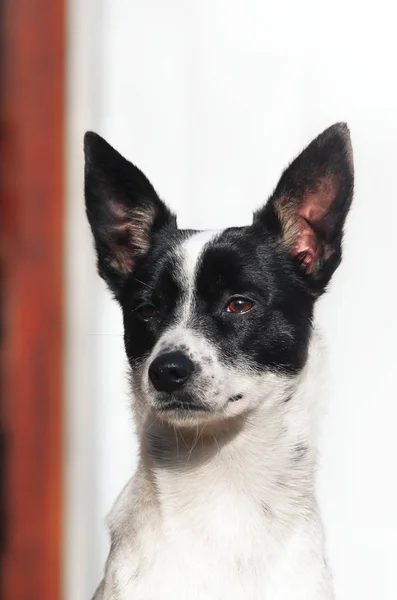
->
<box><xmin>147</xmin><ymin>230</ymin><xmax>222</xmax><ymax>363</ymax></box>
<box><xmin>181</xmin><ymin>230</ymin><xmax>220</xmax><ymax>287</ymax></box>
<box><xmin>178</xmin><ymin>230</ymin><xmax>222</xmax><ymax>321</ymax></box>
<box><xmin>181</xmin><ymin>230</ymin><xmax>222</xmax><ymax>280</ymax></box>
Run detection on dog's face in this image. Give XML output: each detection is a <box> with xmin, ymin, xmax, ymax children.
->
<box><xmin>84</xmin><ymin>124</ymin><xmax>353</xmax><ymax>426</ymax></box>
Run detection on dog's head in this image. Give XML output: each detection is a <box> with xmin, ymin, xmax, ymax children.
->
<box><xmin>84</xmin><ymin>124</ymin><xmax>353</xmax><ymax>426</ymax></box>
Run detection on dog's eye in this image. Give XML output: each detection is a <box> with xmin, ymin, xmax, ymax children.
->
<box><xmin>226</xmin><ymin>297</ymin><xmax>254</xmax><ymax>314</ymax></box>
<box><xmin>136</xmin><ymin>303</ymin><xmax>160</xmax><ymax>321</ymax></box>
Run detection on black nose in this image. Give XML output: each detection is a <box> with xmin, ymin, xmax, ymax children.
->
<box><xmin>148</xmin><ymin>351</ymin><xmax>194</xmax><ymax>393</ymax></box>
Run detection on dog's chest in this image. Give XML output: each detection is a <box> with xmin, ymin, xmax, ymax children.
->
<box><xmin>110</xmin><ymin>483</ymin><xmax>328</xmax><ymax>600</ymax></box>
<box><xmin>116</xmin><ymin>496</ymin><xmax>265</xmax><ymax>599</ymax></box>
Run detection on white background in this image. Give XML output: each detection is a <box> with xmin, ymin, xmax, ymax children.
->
<box><xmin>65</xmin><ymin>1</ymin><xmax>397</xmax><ymax>599</ymax></box>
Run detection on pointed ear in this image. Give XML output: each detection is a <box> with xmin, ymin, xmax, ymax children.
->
<box><xmin>254</xmin><ymin>123</ymin><xmax>354</xmax><ymax>292</ymax></box>
<box><xmin>84</xmin><ymin>132</ymin><xmax>176</xmax><ymax>297</ymax></box>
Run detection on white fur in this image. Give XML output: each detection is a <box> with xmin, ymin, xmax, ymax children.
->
<box><xmin>178</xmin><ymin>229</ymin><xmax>221</xmax><ymax>322</ymax></box>
<box><xmin>94</xmin><ymin>231</ymin><xmax>333</xmax><ymax>600</ymax></box>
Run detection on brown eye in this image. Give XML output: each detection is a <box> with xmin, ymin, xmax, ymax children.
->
<box><xmin>137</xmin><ymin>303</ymin><xmax>160</xmax><ymax>321</ymax></box>
<box><xmin>226</xmin><ymin>297</ymin><xmax>254</xmax><ymax>314</ymax></box>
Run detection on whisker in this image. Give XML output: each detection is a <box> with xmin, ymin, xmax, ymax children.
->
<box><xmin>173</xmin><ymin>425</ymin><xmax>180</xmax><ymax>460</ymax></box>
<box><xmin>212</xmin><ymin>435</ymin><xmax>220</xmax><ymax>453</ymax></box>
<box><xmin>187</xmin><ymin>422</ymin><xmax>200</xmax><ymax>462</ymax></box>
<box><xmin>146</xmin><ymin>414</ymin><xmax>160</xmax><ymax>432</ymax></box>
<box><xmin>179</xmin><ymin>429</ymin><xmax>189</xmax><ymax>450</ymax></box>
<box><xmin>133</xmin><ymin>277</ymin><xmax>150</xmax><ymax>289</ymax></box>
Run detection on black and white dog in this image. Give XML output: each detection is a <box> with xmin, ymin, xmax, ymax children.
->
<box><xmin>84</xmin><ymin>123</ymin><xmax>353</xmax><ymax>600</ymax></box>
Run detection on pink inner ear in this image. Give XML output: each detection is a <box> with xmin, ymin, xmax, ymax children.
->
<box><xmin>299</xmin><ymin>176</ymin><xmax>338</xmax><ymax>224</ymax></box>
<box><xmin>106</xmin><ymin>198</ymin><xmax>157</xmax><ymax>277</ymax></box>
<box><xmin>289</xmin><ymin>217</ymin><xmax>320</xmax><ymax>274</ymax></box>
<box><xmin>280</xmin><ymin>175</ymin><xmax>339</xmax><ymax>275</ymax></box>
<box><xmin>106</xmin><ymin>200</ymin><xmax>136</xmax><ymax>275</ymax></box>
<box><xmin>108</xmin><ymin>221</ymin><xmax>136</xmax><ymax>276</ymax></box>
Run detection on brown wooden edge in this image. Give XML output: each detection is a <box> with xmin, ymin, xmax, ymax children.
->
<box><xmin>0</xmin><ymin>0</ymin><xmax>65</xmax><ymax>598</ymax></box>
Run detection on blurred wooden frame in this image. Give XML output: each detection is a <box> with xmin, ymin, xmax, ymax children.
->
<box><xmin>0</xmin><ymin>1</ymin><xmax>65</xmax><ymax>599</ymax></box>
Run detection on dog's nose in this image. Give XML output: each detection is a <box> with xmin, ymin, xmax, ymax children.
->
<box><xmin>148</xmin><ymin>351</ymin><xmax>194</xmax><ymax>393</ymax></box>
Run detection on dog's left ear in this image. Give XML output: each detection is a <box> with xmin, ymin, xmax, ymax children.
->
<box><xmin>254</xmin><ymin>123</ymin><xmax>354</xmax><ymax>293</ymax></box>
<box><xmin>84</xmin><ymin>132</ymin><xmax>176</xmax><ymax>298</ymax></box>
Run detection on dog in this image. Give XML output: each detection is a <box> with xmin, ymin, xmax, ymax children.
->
<box><xmin>84</xmin><ymin>122</ymin><xmax>353</xmax><ymax>599</ymax></box>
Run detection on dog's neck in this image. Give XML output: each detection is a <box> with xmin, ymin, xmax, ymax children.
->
<box><xmin>137</xmin><ymin>333</ymin><xmax>324</xmax><ymax>525</ymax></box>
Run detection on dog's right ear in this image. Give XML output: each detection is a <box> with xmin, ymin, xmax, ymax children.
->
<box><xmin>253</xmin><ymin>123</ymin><xmax>354</xmax><ymax>295</ymax></box>
<box><xmin>84</xmin><ymin>132</ymin><xmax>176</xmax><ymax>298</ymax></box>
